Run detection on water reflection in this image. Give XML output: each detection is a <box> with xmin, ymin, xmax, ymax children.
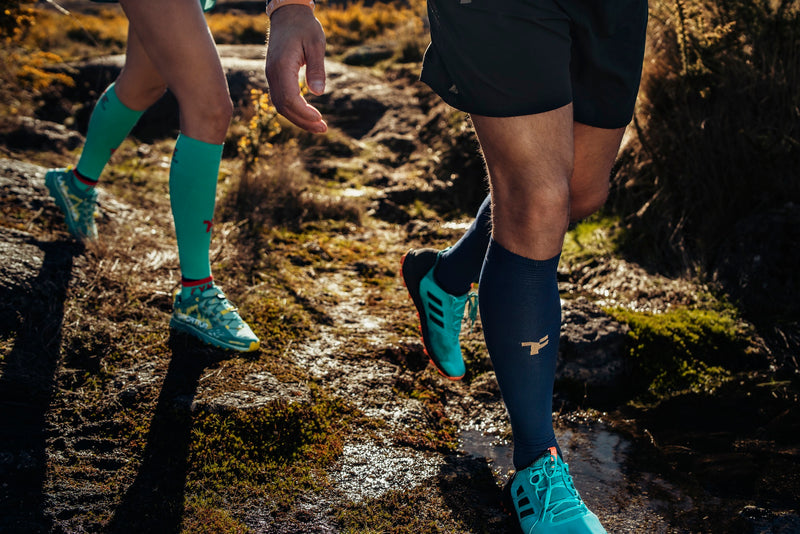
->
<box><xmin>460</xmin><ymin>423</ymin><xmax>690</xmax><ymax>533</ymax></box>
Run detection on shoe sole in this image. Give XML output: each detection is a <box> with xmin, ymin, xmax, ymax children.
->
<box><xmin>170</xmin><ymin>316</ymin><xmax>260</xmax><ymax>353</ymax></box>
<box><xmin>400</xmin><ymin>250</ymin><xmax>465</xmax><ymax>381</ymax></box>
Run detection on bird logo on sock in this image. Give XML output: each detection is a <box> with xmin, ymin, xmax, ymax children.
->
<box><xmin>521</xmin><ymin>335</ymin><xmax>549</xmax><ymax>356</ymax></box>
<box><xmin>203</xmin><ymin>220</ymin><xmax>213</xmax><ymax>233</ymax></box>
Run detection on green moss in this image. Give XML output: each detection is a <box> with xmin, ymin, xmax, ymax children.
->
<box><xmin>606</xmin><ymin>305</ymin><xmax>750</xmax><ymax>399</ymax></box>
<box><xmin>562</xmin><ymin>215</ymin><xmax>624</xmax><ymax>263</ymax></box>
<box><xmin>186</xmin><ymin>387</ymin><xmax>359</xmax><ymax>510</ymax></box>
<box><xmin>335</xmin><ymin>487</ymin><xmax>445</xmax><ymax>534</ymax></box>
<box><xmin>183</xmin><ymin>496</ymin><xmax>249</xmax><ymax>533</ymax></box>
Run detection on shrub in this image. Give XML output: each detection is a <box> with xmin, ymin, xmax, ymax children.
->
<box><xmin>611</xmin><ymin>0</ymin><xmax>800</xmax><ymax>272</ymax></box>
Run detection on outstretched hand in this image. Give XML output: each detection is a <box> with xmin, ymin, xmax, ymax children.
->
<box><xmin>265</xmin><ymin>6</ymin><xmax>328</xmax><ymax>134</ymax></box>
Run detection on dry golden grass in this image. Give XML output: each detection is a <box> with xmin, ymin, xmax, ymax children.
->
<box><xmin>317</xmin><ymin>0</ymin><xmax>425</xmax><ymax>48</ymax></box>
<box><xmin>206</xmin><ymin>12</ymin><xmax>270</xmax><ymax>44</ymax></box>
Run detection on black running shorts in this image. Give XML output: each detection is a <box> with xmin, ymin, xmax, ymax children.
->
<box><xmin>421</xmin><ymin>0</ymin><xmax>648</xmax><ymax>128</ymax></box>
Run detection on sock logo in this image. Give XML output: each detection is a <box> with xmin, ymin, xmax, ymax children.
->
<box><xmin>521</xmin><ymin>335</ymin><xmax>549</xmax><ymax>356</ymax></box>
<box><xmin>203</xmin><ymin>220</ymin><xmax>213</xmax><ymax>233</ymax></box>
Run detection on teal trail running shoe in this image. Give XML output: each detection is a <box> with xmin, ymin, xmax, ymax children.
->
<box><xmin>504</xmin><ymin>447</ymin><xmax>606</xmax><ymax>534</ymax></box>
<box><xmin>170</xmin><ymin>284</ymin><xmax>260</xmax><ymax>352</ymax></box>
<box><xmin>45</xmin><ymin>167</ymin><xmax>98</xmax><ymax>241</ymax></box>
<box><xmin>401</xmin><ymin>248</ymin><xmax>476</xmax><ymax>380</ymax></box>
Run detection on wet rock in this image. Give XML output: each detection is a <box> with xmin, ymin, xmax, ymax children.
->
<box><xmin>342</xmin><ymin>43</ymin><xmax>395</xmax><ymax>66</ymax></box>
<box><xmin>193</xmin><ymin>371</ymin><xmax>309</xmax><ymax>412</ymax></box>
<box><xmin>0</xmin><ymin>117</ymin><xmax>84</xmax><ymax>152</ymax></box>
<box><xmin>557</xmin><ymin>298</ymin><xmax>628</xmax><ymax>406</ymax></box>
<box><xmin>563</xmin><ymin>257</ymin><xmax>701</xmax><ymax>313</ymax></box>
<box><xmin>738</xmin><ymin>505</ymin><xmax>800</xmax><ymax>534</ymax></box>
<box><xmin>330</xmin><ymin>440</ymin><xmax>440</xmax><ymax>502</ymax></box>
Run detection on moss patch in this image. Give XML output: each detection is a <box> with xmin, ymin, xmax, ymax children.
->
<box><xmin>562</xmin><ymin>215</ymin><xmax>623</xmax><ymax>264</ymax></box>
<box><xmin>186</xmin><ymin>387</ymin><xmax>360</xmax><ymax>515</ymax></box>
<box><xmin>606</xmin><ymin>305</ymin><xmax>754</xmax><ymax>400</ymax></box>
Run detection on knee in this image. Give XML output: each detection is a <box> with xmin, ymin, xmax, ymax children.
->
<box><xmin>183</xmin><ymin>93</ymin><xmax>233</xmax><ymax>138</ymax></box>
<box><xmin>570</xmin><ymin>186</ymin><xmax>609</xmax><ymax>221</ymax></box>
<box><xmin>491</xmin><ymin>160</ymin><xmax>572</xmax><ymax>223</ymax></box>
<box><xmin>137</xmin><ymin>82</ymin><xmax>168</xmax><ymax>108</ymax></box>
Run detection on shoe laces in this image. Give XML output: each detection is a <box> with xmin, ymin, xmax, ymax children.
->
<box><xmin>530</xmin><ymin>453</ymin><xmax>585</xmax><ymax>523</ymax></box>
<box><xmin>465</xmin><ymin>291</ymin><xmax>478</xmax><ymax>333</ymax></box>
<box><xmin>74</xmin><ymin>190</ymin><xmax>97</xmax><ymax>223</ymax></box>
<box><xmin>199</xmin><ymin>287</ymin><xmax>243</xmax><ymax>329</ymax></box>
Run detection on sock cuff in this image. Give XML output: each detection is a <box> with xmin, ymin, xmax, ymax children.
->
<box><xmin>487</xmin><ymin>239</ymin><xmax>560</xmax><ymax>270</ymax></box>
<box><xmin>174</xmin><ymin>134</ymin><xmax>224</xmax><ymax>167</ymax></box>
<box><xmin>105</xmin><ymin>83</ymin><xmax>146</xmax><ymax>118</ymax></box>
<box><xmin>72</xmin><ymin>167</ymin><xmax>98</xmax><ymax>187</ymax></box>
<box><xmin>181</xmin><ymin>275</ymin><xmax>214</xmax><ymax>288</ymax></box>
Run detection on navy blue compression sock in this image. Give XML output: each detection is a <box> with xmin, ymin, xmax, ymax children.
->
<box><xmin>434</xmin><ymin>194</ymin><xmax>491</xmax><ymax>295</ymax></box>
<box><xmin>478</xmin><ymin>239</ymin><xmax>561</xmax><ymax>469</ymax></box>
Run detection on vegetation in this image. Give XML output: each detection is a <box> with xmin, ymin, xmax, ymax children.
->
<box><xmin>611</xmin><ymin>0</ymin><xmax>800</xmax><ymax>273</ymax></box>
<box><xmin>1</xmin><ymin>0</ymin><xmax>797</xmax><ymax>531</ymax></box>
<box><xmin>606</xmin><ymin>304</ymin><xmax>753</xmax><ymax>399</ymax></box>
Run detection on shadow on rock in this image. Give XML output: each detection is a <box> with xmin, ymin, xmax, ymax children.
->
<box><xmin>107</xmin><ymin>335</ymin><xmax>236</xmax><ymax>534</ymax></box>
<box><xmin>438</xmin><ymin>454</ymin><xmax>516</xmax><ymax>533</ymax></box>
<box><xmin>0</xmin><ymin>237</ymin><xmax>80</xmax><ymax>534</ymax></box>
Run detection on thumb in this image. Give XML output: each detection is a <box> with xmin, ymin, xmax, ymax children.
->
<box><xmin>304</xmin><ymin>40</ymin><xmax>326</xmax><ymax>95</ymax></box>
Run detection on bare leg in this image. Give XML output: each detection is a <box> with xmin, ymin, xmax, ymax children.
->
<box><xmin>569</xmin><ymin>122</ymin><xmax>626</xmax><ymax>220</ymax></box>
<box><xmin>114</xmin><ymin>25</ymin><xmax>168</xmax><ymax>111</ymax></box>
<box><xmin>472</xmin><ymin>105</ymin><xmax>627</xmax><ymax>471</ymax></box>
<box><xmin>118</xmin><ymin>0</ymin><xmax>232</xmax><ymax>144</ymax></box>
<box><xmin>471</xmin><ymin>105</ymin><xmax>574</xmax><ymax>260</ymax></box>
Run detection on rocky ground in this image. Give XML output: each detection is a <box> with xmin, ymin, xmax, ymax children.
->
<box><xmin>1</xmin><ymin>45</ymin><xmax>799</xmax><ymax>533</ymax></box>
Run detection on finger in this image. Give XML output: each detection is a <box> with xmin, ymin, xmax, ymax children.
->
<box><xmin>303</xmin><ymin>34</ymin><xmax>326</xmax><ymax>95</ymax></box>
<box><xmin>267</xmin><ymin>61</ymin><xmax>327</xmax><ymax>133</ymax></box>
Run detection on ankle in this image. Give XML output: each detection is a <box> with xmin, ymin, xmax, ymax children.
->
<box><xmin>180</xmin><ymin>276</ymin><xmax>214</xmax><ymax>300</ymax></box>
<box><xmin>70</xmin><ymin>168</ymin><xmax>99</xmax><ymax>194</ymax></box>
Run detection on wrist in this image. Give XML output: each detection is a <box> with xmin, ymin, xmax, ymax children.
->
<box><xmin>266</xmin><ymin>0</ymin><xmax>315</xmax><ymax>18</ymax></box>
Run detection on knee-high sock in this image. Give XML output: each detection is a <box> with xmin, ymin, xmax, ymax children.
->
<box><xmin>73</xmin><ymin>83</ymin><xmax>144</xmax><ymax>191</ymax></box>
<box><xmin>478</xmin><ymin>239</ymin><xmax>561</xmax><ymax>469</ymax></box>
<box><xmin>169</xmin><ymin>134</ymin><xmax>222</xmax><ymax>293</ymax></box>
<box><xmin>434</xmin><ymin>194</ymin><xmax>491</xmax><ymax>295</ymax></box>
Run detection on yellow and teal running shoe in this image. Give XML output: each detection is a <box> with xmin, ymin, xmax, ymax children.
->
<box><xmin>401</xmin><ymin>248</ymin><xmax>476</xmax><ymax>380</ymax></box>
<box><xmin>45</xmin><ymin>168</ymin><xmax>98</xmax><ymax>241</ymax></box>
<box><xmin>170</xmin><ymin>284</ymin><xmax>260</xmax><ymax>352</ymax></box>
<box><xmin>504</xmin><ymin>447</ymin><xmax>606</xmax><ymax>533</ymax></box>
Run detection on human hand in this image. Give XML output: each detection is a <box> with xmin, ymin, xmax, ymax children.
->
<box><xmin>265</xmin><ymin>5</ymin><xmax>328</xmax><ymax>133</ymax></box>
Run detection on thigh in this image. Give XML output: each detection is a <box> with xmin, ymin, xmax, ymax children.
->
<box><xmin>570</xmin><ymin>122</ymin><xmax>626</xmax><ymax>219</ymax></box>
<box><xmin>421</xmin><ymin>0</ymin><xmax>573</xmax><ymax>118</ymax></box>
<box><xmin>118</xmin><ymin>0</ymin><xmax>229</xmax><ymax>115</ymax></box>
<box><xmin>471</xmin><ymin>104</ymin><xmax>574</xmax><ymax>260</ymax></box>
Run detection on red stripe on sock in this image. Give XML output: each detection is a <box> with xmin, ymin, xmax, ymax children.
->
<box><xmin>181</xmin><ymin>276</ymin><xmax>214</xmax><ymax>288</ymax></box>
<box><xmin>72</xmin><ymin>168</ymin><xmax>98</xmax><ymax>187</ymax></box>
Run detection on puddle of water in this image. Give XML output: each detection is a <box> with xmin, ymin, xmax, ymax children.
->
<box><xmin>460</xmin><ymin>424</ymin><xmax>687</xmax><ymax>532</ymax></box>
<box><xmin>459</xmin><ymin>429</ymin><xmax>514</xmax><ymax>481</ymax></box>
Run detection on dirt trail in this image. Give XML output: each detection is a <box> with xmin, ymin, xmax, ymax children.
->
<box><xmin>1</xmin><ymin>44</ymin><xmax>798</xmax><ymax>533</ymax></box>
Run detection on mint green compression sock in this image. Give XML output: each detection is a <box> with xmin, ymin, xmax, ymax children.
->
<box><xmin>169</xmin><ymin>134</ymin><xmax>223</xmax><ymax>300</ymax></box>
<box><xmin>73</xmin><ymin>83</ymin><xmax>144</xmax><ymax>192</ymax></box>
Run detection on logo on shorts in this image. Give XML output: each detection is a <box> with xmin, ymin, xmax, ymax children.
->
<box><xmin>521</xmin><ymin>336</ymin><xmax>550</xmax><ymax>356</ymax></box>
<box><xmin>449</xmin><ymin>84</ymin><xmax>459</xmax><ymax>94</ymax></box>
<box><xmin>203</xmin><ymin>220</ymin><xmax>213</xmax><ymax>233</ymax></box>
